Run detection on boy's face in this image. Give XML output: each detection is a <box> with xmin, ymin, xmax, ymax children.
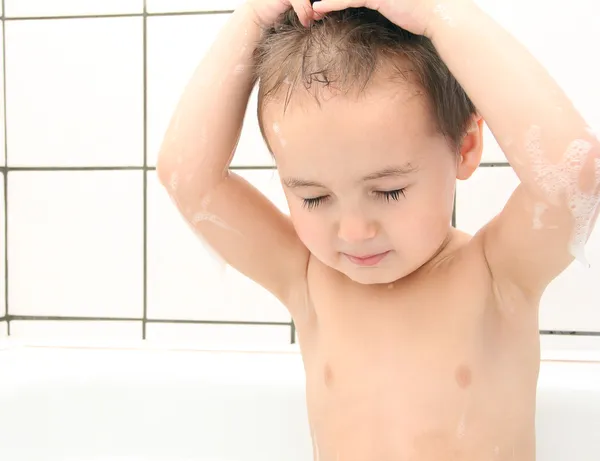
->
<box><xmin>263</xmin><ymin>79</ymin><xmax>481</xmax><ymax>285</ymax></box>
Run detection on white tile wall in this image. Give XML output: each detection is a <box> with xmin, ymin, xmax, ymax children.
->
<box><xmin>0</xmin><ymin>1</ymin><xmax>597</xmax><ymax>350</ymax></box>
<box><xmin>0</xmin><ymin>174</ymin><xmax>4</xmax><ymax>319</ymax></box>
<box><xmin>146</xmin><ymin>322</ymin><xmax>291</xmax><ymax>347</ymax></box>
<box><xmin>540</xmin><ymin>334</ymin><xmax>600</xmax><ymax>352</ymax></box>
<box><xmin>0</xmin><ymin>22</ymin><xmax>5</xmax><ymax>167</ymax></box>
<box><xmin>4</xmin><ymin>0</ymin><xmax>143</xmax><ymax>17</ymax></box>
<box><xmin>8</xmin><ymin>171</ymin><xmax>144</xmax><ymax>318</ymax></box>
<box><xmin>146</xmin><ymin>170</ymin><xmax>290</xmax><ymax>323</ymax></box>
<box><xmin>476</xmin><ymin>0</ymin><xmax>600</xmax><ymax>163</ymax></box>
<box><xmin>5</xmin><ymin>18</ymin><xmax>144</xmax><ymax>167</ymax></box>
<box><xmin>146</xmin><ymin>14</ymin><xmax>272</xmax><ymax>168</ymax></box>
<box><xmin>146</xmin><ymin>0</ymin><xmax>244</xmax><ymax>13</ymax></box>
<box><xmin>0</xmin><ymin>322</ymin><xmax>6</xmax><ymax>337</ymax></box>
<box><xmin>9</xmin><ymin>320</ymin><xmax>142</xmax><ymax>339</ymax></box>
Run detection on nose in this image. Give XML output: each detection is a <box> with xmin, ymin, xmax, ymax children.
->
<box><xmin>337</xmin><ymin>212</ymin><xmax>377</xmax><ymax>243</ymax></box>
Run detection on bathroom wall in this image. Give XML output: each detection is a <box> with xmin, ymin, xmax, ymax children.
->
<box><xmin>0</xmin><ymin>0</ymin><xmax>598</xmax><ymax>350</ymax></box>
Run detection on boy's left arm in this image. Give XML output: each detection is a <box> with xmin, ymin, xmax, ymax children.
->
<box><xmin>428</xmin><ymin>1</ymin><xmax>600</xmax><ymax>298</ymax></box>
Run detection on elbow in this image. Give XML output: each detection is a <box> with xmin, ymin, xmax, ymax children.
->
<box><xmin>156</xmin><ymin>152</ymin><xmax>171</xmax><ymax>188</ymax></box>
<box><xmin>156</xmin><ymin>147</ymin><xmax>180</xmax><ymax>190</ymax></box>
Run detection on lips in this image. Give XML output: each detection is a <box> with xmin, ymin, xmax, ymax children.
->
<box><xmin>344</xmin><ymin>251</ymin><xmax>390</xmax><ymax>267</ymax></box>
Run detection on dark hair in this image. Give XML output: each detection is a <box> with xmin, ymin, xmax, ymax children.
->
<box><xmin>253</xmin><ymin>7</ymin><xmax>477</xmax><ymax>151</ymax></box>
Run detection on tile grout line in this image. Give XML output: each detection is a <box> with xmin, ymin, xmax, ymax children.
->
<box><xmin>8</xmin><ymin>315</ymin><xmax>293</xmax><ymax>326</ymax></box>
<box><xmin>0</xmin><ymin>10</ymin><xmax>235</xmax><ymax>22</ymax></box>
<box><xmin>0</xmin><ymin>163</ymin><xmax>511</xmax><ymax>172</ymax></box>
<box><xmin>2</xmin><ymin>1</ymin><xmax>8</xmax><ymax>336</ymax></box>
<box><xmin>3</xmin><ymin>315</ymin><xmax>600</xmax><ymax>336</ymax></box>
<box><xmin>142</xmin><ymin>0</ymin><xmax>148</xmax><ymax>340</ymax></box>
<box><xmin>0</xmin><ymin>165</ymin><xmax>278</xmax><ymax>171</ymax></box>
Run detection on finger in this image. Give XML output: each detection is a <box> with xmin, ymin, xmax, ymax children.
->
<box><xmin>312</xmin><ymin>0</ymin><xmax>365</xmax><ymax>14</ymax></box>
<box><xmin>292</xmin><ymin>0</ymin><xmax>314</xmax><ymax>27</ymax></box>
<box><xmin>313</xmin><ymin>10</ymin><xmax>325</xmax><ymax>21</ymax></box>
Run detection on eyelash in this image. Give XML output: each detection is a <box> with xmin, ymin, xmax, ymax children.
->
<box><xmin>302</xmin><ymin>189</ymin><xmax>406</xmax><ymax>210</ymax></box>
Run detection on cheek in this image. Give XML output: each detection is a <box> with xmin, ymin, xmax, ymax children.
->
<box><xmin>424</xmin><ymin>168</ymin><xmax>457</xmax><ymax>212</ymax></box>
<box><xmin>289</xmin><ymin>206</ymin><xmax>330</xmax><ymax>249</ymax></box>
<box><xmin>388</xmin><ymin>182</ymin><xmax>454</xmax><ymax>236</ymax></box>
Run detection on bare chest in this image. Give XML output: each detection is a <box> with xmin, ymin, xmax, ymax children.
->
<box><xmin>295</xmin><ymin>270</ymin><xmax>540</xmax><ymax>461</ymax></box>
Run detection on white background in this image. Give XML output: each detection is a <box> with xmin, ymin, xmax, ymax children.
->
<box><xmin>0</xmin><ymin>0</ymin><xmax>598</xmax><ymax>350</ymax></box>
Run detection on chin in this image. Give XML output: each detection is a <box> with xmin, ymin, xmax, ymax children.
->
<box><xmin>341</xmin><ymin>266</ymin><xmax>407</xmax><ymax>286</ymax></box>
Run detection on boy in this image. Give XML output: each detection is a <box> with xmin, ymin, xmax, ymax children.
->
<box><xmin>156</xmin><ymin>0</ymin><xmax>600</xmax><ymax>459</ymax></box>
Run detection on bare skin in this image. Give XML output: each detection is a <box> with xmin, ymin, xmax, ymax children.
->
<box><xmin>265</xmin><ymin>82</ymin><xmax>540</xmax><ymax>461</ymax></box>
<box><xmin>156</xmin><ymin>1</ymin><xmax>600</xmax><ymax>460</ymax></box>
<box><xmin>295</xmin><ymin>233</ymin><xmax>540</xmax><ymax>461</ymax></box>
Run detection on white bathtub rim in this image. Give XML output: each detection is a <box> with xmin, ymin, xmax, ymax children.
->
<box><xmin>1</xmin><ymin>337</ymin><xmax>600</xmax><ymax>363</ymax></box>
<box><xmin>0</xmin><ymin>337</ymin><xmax>301</xmax><ymax>354</ymax></box>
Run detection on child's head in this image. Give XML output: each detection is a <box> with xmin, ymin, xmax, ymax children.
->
<box><xmin>253</xmin><ymin>7</ymin><xmax>484</xmax><ymax>285</ymax></box>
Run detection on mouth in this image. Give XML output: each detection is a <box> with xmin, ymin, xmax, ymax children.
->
<box><xmin>344</xmin><ymin>251</ymin><xmax>391</xmax><ymax>267</ymax></box>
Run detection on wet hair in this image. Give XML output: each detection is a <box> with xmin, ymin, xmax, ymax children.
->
<box><xmin>252</xmin><ymin>6</ymin><xmax>477</xmax><ymax>151</ymax></box>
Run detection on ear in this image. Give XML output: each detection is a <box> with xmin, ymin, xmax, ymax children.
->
<box><xmin>456</xmin><ymin>115</ymin><xmax>484</xmax><ymax>180</ymax></box>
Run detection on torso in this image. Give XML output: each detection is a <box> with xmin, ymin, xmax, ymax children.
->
<box><xmin>291</xmin><ymin>230</ymin><xmax>541</xmax><ymax>461</ymax></box>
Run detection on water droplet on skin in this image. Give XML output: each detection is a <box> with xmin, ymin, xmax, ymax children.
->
<box><xmin>233</xmin><ymin>64</ymin><xmax>246</xmax><ymax>75</ymax></box>
<box><xmin>532</xmin><ymin>202</ymin><xmax>549</xmax><ymax>230</ymax></box>
<box><xmin>312</xmin><ymin>431</ymin><xmax>321</xmax><ymax>461</ymax></box>
<box><xmin>169</xmin><ymin>172</ymin><xmax>179</xmax><ymax>192</ymax></box>
<box><xmin>272</xmin><ymin>122</ymin><xmax>287</xmax><ymax>147</ymax></box>
<box><xmin>456</xmin><ymin>417</ymin><xmax>466</xmax><ymax>438</ymax></box>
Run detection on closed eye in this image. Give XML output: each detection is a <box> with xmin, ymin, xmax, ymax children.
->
<box><xmin>302</xmin><ymin>195</ymin><xmax>329</xmax><ymax>210</ymax></box>
<box><xmin>302</xmin><ymin>189</ymin><xmax>405</xmax><ymax>210</ymax></box>
<box><xmin>375</xmin><ymin>189</ymin><xmax>406</xmax><ymax>202</ymax></box>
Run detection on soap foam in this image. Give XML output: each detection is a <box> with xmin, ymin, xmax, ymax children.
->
<box><xmin>526</xmin><ymin>125</ymin><xmax>599</xmax><ymax>265</ymax></box>
<box><xmin>433</xmin><ymin>3</ymin><xmax>456</xmax><ymax>27</ymax></box>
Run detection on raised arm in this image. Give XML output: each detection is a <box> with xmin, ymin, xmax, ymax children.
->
<box><xmin>156</xmin><ymin>3</ymin><xmax>312</xmax><ymax>312</ymax></box>
<box><xmin>427</xmin><ymin>1</ymin><xmax>600</xmax><ymax>298</ymax></box>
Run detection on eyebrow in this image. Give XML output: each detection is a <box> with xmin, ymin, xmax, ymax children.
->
<box><xmin>283</xmin><ymin>163</ymin><xmax>419</xmax><ymax>188</ymax></box>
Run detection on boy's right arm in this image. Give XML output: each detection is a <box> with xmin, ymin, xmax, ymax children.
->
<box><xmin>157</xmin><ymin>2</ymin><xmax>314</xmax><ymax>312</ymax></box>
